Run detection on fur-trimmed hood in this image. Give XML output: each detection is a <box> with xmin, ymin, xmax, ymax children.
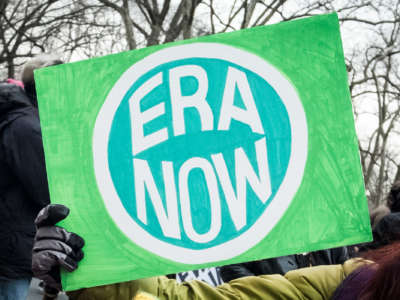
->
<box><xmin>0</xmin><ymin>82</ymin><xmax>36</xmax><ymax>133</ymax></box>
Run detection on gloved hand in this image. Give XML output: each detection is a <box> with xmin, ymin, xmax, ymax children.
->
<box><xmin>32</xmin><ymin>204</ymin><xmax>85</xmax><ymax>292</ymax></box>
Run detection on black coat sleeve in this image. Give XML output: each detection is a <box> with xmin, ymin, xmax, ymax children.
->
<box><xmin>219</xmin><ymin>262</ymin><xmax>256</xmax><ymax>282</ymax></box>
<box><xmin>310</xmin><ymin>247</ymin><xmax>350</xmax><ymax>266</ymax></box>
<box><xmin>330</xmin><ymin>246</ymin><xmax>349</xmax><ymax>264</ymax></box>
<box><xmin>2</xmin><ymin>114</ymin><xmax>50</xmax><ymax>208</ymax></box>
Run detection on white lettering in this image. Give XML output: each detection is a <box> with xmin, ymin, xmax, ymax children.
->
<box><xmin>133</xmin><ymin>158</ymin><xmax>181</xmax><ymax>239</ymax></box>
<box><xmin>130</xmin><ymin>72</ymin><xmax>168</xmax><ymax>155</ymax></box>
<box><xmin>218</xmin><ymin>67</ymin><xmax>264</xmax><ymax>134</ymax></box>
<box><xmin>169</xmin><ymin>65</ymin><xmax>214</xmax><ymax>136</ymax></box>
<box><xmin>212</xmin><ymin>137</ymin><xmax>271</xmax><ymax>230</ymax></box>
<box><xmin>179</xmin><ymin>157</ymin><xmax>221</xmax><ymax>243</ymax></box>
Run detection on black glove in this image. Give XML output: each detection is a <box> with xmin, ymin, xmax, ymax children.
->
<box><xmin>32</xmin><ymin>204</ymin><xmax>85</xmax><ymax>291</ymax></box>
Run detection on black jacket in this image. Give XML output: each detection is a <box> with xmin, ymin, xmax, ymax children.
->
<box><xmin>220</xmin><ymin>247</ymin><xmax>349</xmax><ymax>283</ymax></box>
<box><xmin>0</xmin><ymin>82</ymin><xmax>50</xmax><ymax>280</ymax></box>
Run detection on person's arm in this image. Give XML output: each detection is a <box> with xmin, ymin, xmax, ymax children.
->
<box><xmin>68</xmin><ymin>263</ymin><xmax>359</xmax><ymax>300</ymax></box>
<box><xmin>283</xmin><ymin>259</ymin><xmax>367</xmax><ymax>300</ymax></box>
<box><xmin>2</xmin><ymin>114</ymin><xmax>50</xmax><ymax>207</ymax></box>
<box><xmin>68</xmin><ymin>259</ymin><xmax>368</xmax><ymax>300</ymax></box>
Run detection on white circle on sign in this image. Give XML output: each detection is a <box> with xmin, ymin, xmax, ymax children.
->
<box><xmin>93</xmin><ymin>43</ymin><xmax>308</xmax><ymax>264</ymax></box>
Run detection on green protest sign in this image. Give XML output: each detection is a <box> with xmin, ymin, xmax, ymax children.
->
<box><xmin>35</xmin><ymin>13</ymin><xmax>371</xmax><ymax>291</ymax></box>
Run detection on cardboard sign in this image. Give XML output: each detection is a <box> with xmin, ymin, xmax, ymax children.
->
<box><xmin>35</xmin><ymin>13</ymin><xmax>371</xmax><ymax>290</ymax></box>
<box><xmin>176</xmin><ymin>268</ymin><xmax>223</xmax><ymax>286</ymax></box>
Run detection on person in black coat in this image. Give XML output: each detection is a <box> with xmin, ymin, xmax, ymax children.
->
<box><xmin>387</xmin><ymin>180</ymin><xmax>400</xmax><ymax>213</ymax></box>
<box><xmin>0</xmin><ymin>55</ymin><xmax>62</xmax><ymax>299</ymax></box>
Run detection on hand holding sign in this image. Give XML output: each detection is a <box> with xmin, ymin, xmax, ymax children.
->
<box><xmin>32</xmin><ymin>204</ymin><xmax>85</xmax><ymax>291</ymax></box>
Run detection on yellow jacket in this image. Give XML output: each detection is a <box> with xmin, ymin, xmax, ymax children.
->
<box><xmin>67</xmin><ymin>259</ymin><xmax>366</xmax><ymax>300</ymax></box>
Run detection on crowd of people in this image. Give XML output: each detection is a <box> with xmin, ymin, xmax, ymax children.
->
<box><xmin>1</xmin><ymin>55</ymin><xmax>400</xmax><ymax>300</ymax></box>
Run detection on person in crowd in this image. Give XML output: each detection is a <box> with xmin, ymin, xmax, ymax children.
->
<box><xmin>367</xmin><ymin>180</ymin><xmax>400</xmax><ymax>231</ymax></box>
<box><xmin>360</xmin><ymin>212</ymin><xmax>400</xmax><ymax>252</ymax></box>
<box><xmin>219</xmin><ymin>247</ymin><xmax>349</xmax><ymax>282</ymax></box>
<box><xmin>32</xmin><ymin>204</ymin><xmax>400</xmax><ymax>300</ymax></box>
<box><xmin>0</xmin><ymin>55</ymin><xmax>62</xmax><ymax>300</ymax></box>
<box><xmin>348</xmin><ymin>181</ymin><xmax>400</xmax><ymax>256</ymax></box>
<box><xmin>387</xmin><ymin>180</ymin><xmax>400</xmax><ymax>213</ymax></box>
<box><xmin>369</xmin><ymin>204</ymin><xmax>390</xmax><ymax>229</ymax></box>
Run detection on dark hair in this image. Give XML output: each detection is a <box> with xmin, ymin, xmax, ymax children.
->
<box><xmin>387</xmin><ymin>181</ymin><xmax>400</xmax><ymax>212</ymax></box>
<box><xmin>358</xmin><ymin>241</ymin><xmax>400</xmax><ymax>300</ymax></box>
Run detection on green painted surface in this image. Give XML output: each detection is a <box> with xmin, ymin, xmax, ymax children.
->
<box><xmin>35</xmin><ymin>13</ymin><xmax>371</xmax><ymax>291</ymax></box>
